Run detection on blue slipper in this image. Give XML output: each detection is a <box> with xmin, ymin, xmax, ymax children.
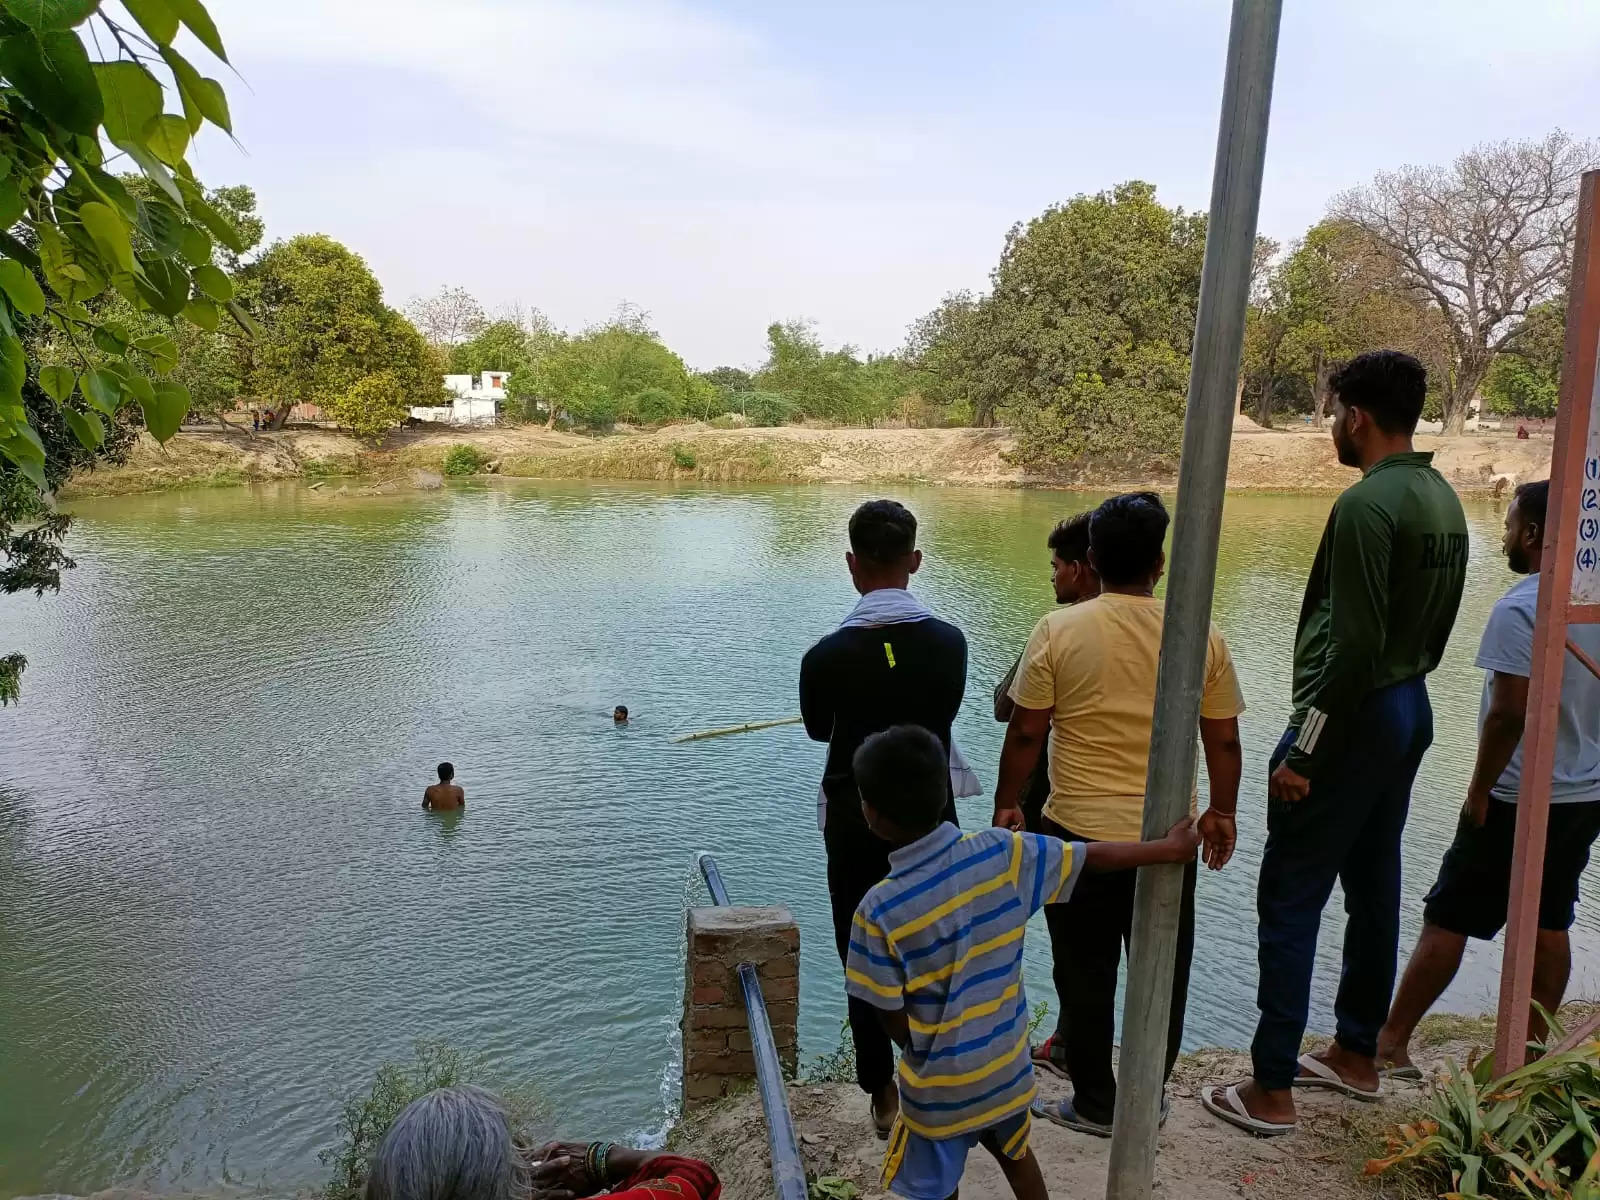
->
<box><xmin>1031</xmin><ymin>1097</ymin><xmax>1111</xmax><ymax>1138</ymax></box>
<box><xmin>1030</xmin><ymin>1094</ymin><xmax>1171</xmax><ymax>1138</ymax></box>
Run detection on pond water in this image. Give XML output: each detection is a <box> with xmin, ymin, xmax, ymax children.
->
<box><xmin>1</xmin><ymin>479</ymin><xmax>1592</xmax><ymax>1196</ymax></box>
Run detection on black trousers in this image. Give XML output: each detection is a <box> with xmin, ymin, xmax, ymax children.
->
<box><xmin>825</xmin><ymin>799</ymin><xmax>958</xmax><ymax>1096</ymax></box>
<box><xmin>1042</xmin><ymin>815</ymin><xmax>1196</xmax><ymax>1125</ymax></box>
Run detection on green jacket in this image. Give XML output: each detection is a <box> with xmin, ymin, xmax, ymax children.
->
<box><xmin>1287</xmin><ymin>451</ymin><xmax>1468</xmax><ymax>775</ymax></box>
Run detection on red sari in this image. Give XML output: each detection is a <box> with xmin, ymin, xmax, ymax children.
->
<box><xmin>609</xmin><ymin>1156</ymin><xmax>721</xmax><ymax>1200</ymax></box>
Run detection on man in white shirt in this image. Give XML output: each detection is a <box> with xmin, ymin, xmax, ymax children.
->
<box><xmin>1378</xmin><ymin>480</ymin><xmax>1600</xmax><ymax>1072</ymax></box>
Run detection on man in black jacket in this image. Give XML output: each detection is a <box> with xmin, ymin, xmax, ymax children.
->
<box><xmin>800</xmin><ymin>499</ymin><xmax>968</xmax><ymax>1137</ymax></box>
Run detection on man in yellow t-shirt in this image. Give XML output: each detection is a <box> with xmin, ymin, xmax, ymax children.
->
<box><xmin>993</xmin><ymin>491</ymin><xmax>1245</xmax><ymax>1137</ymax></box>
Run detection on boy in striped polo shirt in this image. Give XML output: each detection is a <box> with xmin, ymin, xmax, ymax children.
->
<box><xmin>847</xmin><ymin>725</ymin><xmax>1200</xmax><ymax>1200</ymax></box>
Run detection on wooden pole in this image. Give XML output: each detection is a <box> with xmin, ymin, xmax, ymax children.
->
<box><xmin>671</xmin><ymin>716</ymin><xmax>803</xmax><ymax>744</ymax></box>
<box><xmin>1105</xmin><ymin>2</ymin><xmax>1280</xmax><ymax>1196</ymax></box>
<box><xmin>1494</xmin><ymin>170</ymin><xmax>1600</xmax><ymax>1075</ymax></box>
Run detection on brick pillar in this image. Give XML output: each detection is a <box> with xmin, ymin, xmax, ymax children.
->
<box><xmin>682</xmin><ymin>905</ymin><xmax>800</xmax><ymax>1110</ymax></box>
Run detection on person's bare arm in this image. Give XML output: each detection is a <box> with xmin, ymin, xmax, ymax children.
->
<box><xmin>422</xmin><ymin>790</ymin><xmax>432</xmax><ymax>810</ymax></box>
<box><xmin>1196</xmin><ymin>716</ymin><xmax>1242</xmax><ymax>870</ymax></box>
<box><xmin>877</xmin><ymin>1006</ymin><xmax>910</xmax><ymax>1050</ymax></box>
<box><xmin>1465</xmin><ymin>671</ymin><xmax>1529</xmax><ymax>825</ymax></box>
<box><xmin>1080</xmin><ymin>817</ymin><xmax>1200</xmax><ymax>872</ymax></box>
<box><xmin>993</xmin><ymin>704</ymin><xmax>1050</xmax><ymax>830</ymax></box>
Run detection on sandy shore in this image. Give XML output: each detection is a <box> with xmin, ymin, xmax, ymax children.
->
<box><xmin>59</xmin><ymin>419</ymin><xmax>1554</xmax><ymax>499</ymax></box>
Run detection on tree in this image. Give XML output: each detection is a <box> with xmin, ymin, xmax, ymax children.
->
<box><xmin>0</xmin><ymin>0</ymin><xmax>246</xmax><ymax>488</ymax></box>
<box><xmin>921</xmin><ymin>181</ymin><xmax>1207</xmax><ymax>469</ymax></box>
<box><xmin>406</xmin><ymin>286</ymin><xmax>486</xmax><ymax>348</ymax></box>
<box><xmin>1242</xmin><ymin>221</ymin><xmax>1452</xmax><ymax>428</ymax></box>
<box><xmin>904</xmin><ymin>291</ymin><xmax>989</xmax><ymax>423</ymax></box>
<box><xmin>43</xmin><ymin>181</ymin><xmax>269</xmax><ymax>426</ymax></box>
<box><xmin>755</xmin><ymin>320</ymin><xmax>903</xmax><ymax>425</ymax></box>
<box><xmin>1335</xmin><ymin>131</ymin><xmax>1599</xmax><ymax>433</ymax></box>
<box><xmin>243</xmin><ymin>235</ymin><xmax>437</xmax><ymax>431</ymax></box>
<box><xmin>1483</xmin><ymin>298</ymin><xmax>1566</xmax><ymax>419</ymax></box>
<box><xmin>537</xmin><ymin>320</ymin><xmax>695</xmax><ymax>429</ymax></box>
<box><xmin>322</xmin><ymin>370</ymin><xmax>412</xmax><ymax>442</ymax></box>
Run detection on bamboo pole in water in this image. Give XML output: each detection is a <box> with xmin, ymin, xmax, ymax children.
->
<box><xmin>671</xmin><ymin>716</ymin><xmax>804</xmax><ymax>743</ymax></box>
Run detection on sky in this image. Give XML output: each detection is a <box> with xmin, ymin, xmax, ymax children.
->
<box><xmin>174</xmin><ymin>0</ymin><xmax>1600</xmax><ymax>370</ymax></box>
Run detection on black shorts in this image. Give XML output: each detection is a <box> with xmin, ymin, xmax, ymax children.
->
<box><xmin>1424</xmin><ymin>798</ymin><xmax>1600</xmax><ymax>939</ymax></box>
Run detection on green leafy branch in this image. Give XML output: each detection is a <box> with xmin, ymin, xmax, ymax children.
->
<box><xmin>0</xmin><ymin>0</ymin><xmax>248</xmax><ymax>488</ymax></box>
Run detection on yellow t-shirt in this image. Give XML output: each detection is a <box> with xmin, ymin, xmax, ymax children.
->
<box><xmin>1008</xmin><ymin>592</ymin><xmax>1246</xmax><ymax>842</ymax></box>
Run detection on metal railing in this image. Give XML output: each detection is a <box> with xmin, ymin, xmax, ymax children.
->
<box><xmin>696</xmin><ymin>853</ymin><xmax>808</xmax><ymax>1200</ymax></box>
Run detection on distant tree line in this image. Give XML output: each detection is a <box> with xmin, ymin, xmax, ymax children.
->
<box><xmin>27</xmin><ymin>131</ymin><xmax>1596</xmax><ymax>463</ymax></box>
<box><xmin>908</xmin><ymin>130</ymin><xmax>1596</xmax><ymax>469</ymax></box>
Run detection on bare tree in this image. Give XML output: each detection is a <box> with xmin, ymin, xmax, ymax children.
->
<box><xmin>406</xmin><ymin>286</ymin><xmax>487</xmax><ymax>348</ymax></box>
<box><xmin>1334</xmin><ymin>130</ymin><xmax>1598</xmax><ymax>433</ymax></box>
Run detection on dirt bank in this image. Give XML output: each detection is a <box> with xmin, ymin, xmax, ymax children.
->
<box><xmin>676</xmin><ymin>1014</ymin><xmax>1508</xmax><ymax>1200</ymax></box>
<box><xmin>59</xmin><ymin>420</ymin><xmax>1554</xmax><ymax>499</ymax></box>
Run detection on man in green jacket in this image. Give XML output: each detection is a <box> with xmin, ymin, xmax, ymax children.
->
<box><xmin>1202</xmin><ymin>350</ymin><xmax>1468</xmax><ymax>1137</ymax></box>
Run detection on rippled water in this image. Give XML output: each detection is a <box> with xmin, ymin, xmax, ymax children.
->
<box><xmin>2</xmin><ymin>480</ymin><xmax>1593</xmax><ymax>1197</ymax></box>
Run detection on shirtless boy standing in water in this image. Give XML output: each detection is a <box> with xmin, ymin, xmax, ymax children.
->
<box><xmin>423</xmin><ymin>762</ymin><xmax>465</xmax><ymax>811</ymax></box>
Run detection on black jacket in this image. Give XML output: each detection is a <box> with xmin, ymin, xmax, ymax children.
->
<box><xmin>799</xmin><ymin>616</ymin><xmax>967</xmax><ymax>839</ymax></box>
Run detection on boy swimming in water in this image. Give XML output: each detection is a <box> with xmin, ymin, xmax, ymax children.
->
<box><xmin>423</xmin><ymin>762</ymin><xmax>465</xmax><ymax>811</ymax></box>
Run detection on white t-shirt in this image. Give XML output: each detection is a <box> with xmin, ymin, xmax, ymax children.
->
<box><xmin>1477</xmin><ymin>573</ymin><xmax>1600</xmax><ymax>804</ymax></box>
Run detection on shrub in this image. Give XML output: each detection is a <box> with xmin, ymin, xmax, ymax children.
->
<box><xmin>733</xmin><ymin>390</ymin><xmax>793</xmax><ymax>428</ymax></box>
<box><xmin>322</xmin><ymin>371</ymin><xmax>412</xmax><ymax>443</ymax></box>
<box><xmin>629</xmin><ymin>387</ymin><xmax>683</xmax><ymax>426</ymax></box>
<box><xmin>801</xmin><ymin>1020</ymin><xmax>856</xmax><ymax>1085</ymax></box>
<box><xmin>442</xmin><ymin>444</ymin><xmax>489</xmax><ymax>476</ymax></box>
<box><xmin>1367</xmin><ymin>1018</ymin><xmax>1600</xmax><ymax>1198</ymax></box>
<box><xmin>671</xmin><ymin>445</ymin><xmax>697</xmax><ymax>470</ymax></box>
<box><xmin>318</xmin><ymin>1040</ymin><xmax>547</xmax><ymax>1200</ymax></box>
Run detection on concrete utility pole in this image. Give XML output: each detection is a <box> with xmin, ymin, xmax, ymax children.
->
<box><xmin>1104</xmin><ymin>2</ymin><xmax>1282</xmax><ymax>1198</ymax></box>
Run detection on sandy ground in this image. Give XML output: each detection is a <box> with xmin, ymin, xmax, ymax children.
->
<box><xmin>675</xmin><ymin>1024</ymin><xmax>1511</xmax><ymax>1200</ymax></box>
<box><xmin>59</xmin><ymin>419</ymin><xmax>1556</xmax><ymax>499</ymax></box>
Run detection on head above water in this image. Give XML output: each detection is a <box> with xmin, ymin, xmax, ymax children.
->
<box><xmin>437</xmin><ymin>762</ymin><xmax>455</xmax><ymax>783</ymax></box>
<box><xmin>1046</xmin><ymin>512</ymin><xmax>1099</xmax><ymax>605</ymax></box>
<box><xmin>1328</xmin><ymin>350</ymin><xmax>1427</xmax><ymax>470</ymax></box>
<box><xmin>365</xmin><ymin>1085</ymin><xmax>529</xmax><ymax>1200</ymax></box>
<box><xmin>847</xmin><ymin>499</ymin><xmax>922</xmax><ymax>594</ymax></box>
<box><xmin>1088</xmin><ymin>492</ymin><xmax>1169</xmax><ymax>592</ymax></box>
<box><xmin>854</xmin><ymin>724</ymin><xmax>949</xmax><ymax>846</ymax></box>
<box><xmin>1504</xmin><ymin>479</ymin><xmax>1549</xmax><ymax>576</ymax></box>
<box><xmin>613</xmin><ymin>706</ymin><xmax>629</xmax><ymax>723</ymax></box>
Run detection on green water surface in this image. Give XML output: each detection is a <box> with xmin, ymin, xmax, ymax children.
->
<box><xmin>0</xmin><ymin>480</ymin><xmax>1584</xmax><ymax>1195</ymax></box>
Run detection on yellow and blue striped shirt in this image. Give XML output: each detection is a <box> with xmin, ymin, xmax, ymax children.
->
<box><xmin>845</xmin><ymin>823</ymin><xmax>1079</xmax><ymax>1139</ymax></box>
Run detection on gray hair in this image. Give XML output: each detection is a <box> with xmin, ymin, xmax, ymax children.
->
<box><xmin>366</xmin><ymin>1085</ymin><xmax>531</xmax><ymax>1200</ymax></box>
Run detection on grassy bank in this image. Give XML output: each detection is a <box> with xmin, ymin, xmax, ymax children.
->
<box><xmin>57</xmin><ymin>422</ymin><xmax>1555</xmax><ymax>500</ymax></box>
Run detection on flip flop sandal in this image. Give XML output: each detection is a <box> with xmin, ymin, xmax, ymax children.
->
<box><xmin>1292</xmin><ymin>1053</ymin><xmax>1382</xmax><ymax>1101</ymax></box>
<box><xmin>1030</xmin><ymin>1035</ymin><xmax>1071</xmax><ymax>1080</ymax></box>
<box><xmin>1199</xmin><ymin>1084</ymin><xmax>1297</xmax><ymax>1137</ymax></box>
<box><xmin>1030</xmin><ymin>1097</ymin><xmax>1112</xmax><ymax>1138</ymax></box>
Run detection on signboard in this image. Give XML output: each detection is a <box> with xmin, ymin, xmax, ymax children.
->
<box><xmin>1573</xmin><ymin>338</ymin><xmax>1600</xmax><ymax>604</ymax></box>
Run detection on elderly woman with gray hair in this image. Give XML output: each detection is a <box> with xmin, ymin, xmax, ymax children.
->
<box><xmin>365</xmin><ymin>1086</ymin><xmax>721</xmax><ymax>1200</ymax></box>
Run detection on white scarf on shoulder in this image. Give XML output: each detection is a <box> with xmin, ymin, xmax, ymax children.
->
<box><xmin>816</xmin><ymin>588</ymin><xmax>982</xmax><ymax>831</ymax></box>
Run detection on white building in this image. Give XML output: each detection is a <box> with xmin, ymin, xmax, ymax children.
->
<box><xmin>409</xmin><ymin>371</ymin><xmax>509</xmax><ymax>426</ymax></box>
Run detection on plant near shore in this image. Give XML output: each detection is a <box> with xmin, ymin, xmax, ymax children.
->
<box><xmin>442</xmin><ymin>442</ymin><xmax>488</xmax><ymax>476</ymax></box>
<box><xmin>318</xmin><ymin>1039</ymin><xmax>547</xmax><ymax>1200</ymax></box>
<box><xmin>1366</xmin><ymin>1020</ymin><xmax>1600</xmax><ymax>1198</ymax></box>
